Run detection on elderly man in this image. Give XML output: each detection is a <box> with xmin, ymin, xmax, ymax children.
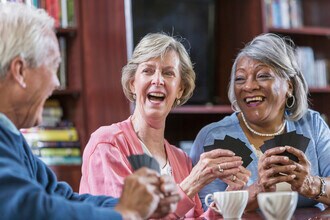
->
<box><xmin>0</xmin><ymin>2</ymin><xmax>179</xmax><ymax>219</ymax></box>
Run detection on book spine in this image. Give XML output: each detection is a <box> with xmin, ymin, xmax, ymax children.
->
<box><xmin>58</xmin><ymin>37</ymin><xmax>67</xmax><ymax>89</ymax></box>
<box><xmin>60</xmin><ymin>0</ymin><xmax>68</xmax><ymax>28</ymax></box>
<box><xmin>32</xmin><ymin>147</ymin><xmax>81</xmax><ymax>157</ymax></box>
<box><xmin>39</xmin><ymin>156</ymin><xmax>81</xmax><ymax>165</ymax></box>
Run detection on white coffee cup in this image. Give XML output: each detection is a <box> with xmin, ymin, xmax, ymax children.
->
<box><xmin>257</xmin><ymin>191</ymin><xmax>298</xmax><ymax>220</ymax></box>
<box><xmin>205</xmin><ymin>190</ymin><xmax>248</xmax><ymax>219</ymax></box>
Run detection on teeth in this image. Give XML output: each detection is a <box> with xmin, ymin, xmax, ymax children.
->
<box><xmin>246</xmin><ymin>96</ymin><xmax>263</xmax><ymax>103</ymax></box>
<box><xmin>149</xmin><ymin>92</ymin><xmax>165</xmax><ymax>98</ymax></box>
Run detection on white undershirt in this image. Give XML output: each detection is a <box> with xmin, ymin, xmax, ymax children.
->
<box><xmin>139</xmin><ymin>139</ymin><xmax>172</xmax><ymax>176</ymax></box>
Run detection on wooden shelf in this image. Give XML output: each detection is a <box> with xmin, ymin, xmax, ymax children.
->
<box><xmin>171</xmin><ymin>105</ymin><xmax>233</xmax><ymax>114</ymax></box>
<box><xmin>309</xmin><ymin>87</ymin><xmax>330</xmax><ymax>93</ymax></box>
<box><xmin>55</xmin><ymin>27</ymin><xmax>77</xmax><ymax>37</ymax></box>
<box><xmin>52</xmin><ymin>89</ymin><xmax>80</xmax><ymax>98</ymax></box>
<box><xmin>268</xmin><ymin>26</ymin><xmax>330</xmax><ymax>37</ymax></box>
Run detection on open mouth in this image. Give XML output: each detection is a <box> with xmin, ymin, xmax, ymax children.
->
<box><xmin>147</xmin><ymin>92</ymin><xmax>165</xmax><ymax>102</ymax></box>
<box><xmin>244</xmin><ymin>96</ymin><xmax>264</xmax><ymax>105</ymax></box>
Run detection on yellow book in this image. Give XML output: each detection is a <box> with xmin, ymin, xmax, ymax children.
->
<box><xmin>22</xmin><ymin>127</ymin><xmax>79</xmax><ymax>142</ymax></box>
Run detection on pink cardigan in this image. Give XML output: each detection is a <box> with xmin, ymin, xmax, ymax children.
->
<box><xmin>79</xmin><ymin>117</ymin><xmax>213</xmax><ymax>219</ymax></box>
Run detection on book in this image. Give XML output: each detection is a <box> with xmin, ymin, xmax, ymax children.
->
<box><xmin>58</xmin><ymin>37</ymin><xmax>67</xmax><ymax>89</ymax></box>
<box><xmin>32</xmin><ymin>147</ymin><xmax>81</xmax><ymax>157</ymax></box>
<box><xmin>21</xmin><ymin>127</ymin><xmax>79</xmax><ymax>142</ymax></box>
<box><xmin>67</xmin><ymin>0</ymin><xmax>75</xmax><ymax>27</ymax></box>
<box><xmin>45</xmin><ymin>0</ymin><xmax>60</xmax><ymax>27</ymax></box>
<box><xmin>60</xmin><ymin>0</ymin><xmax>68</xmax><ymax>28</ymax></box>
<box><xmin>39</xmin><ymin>156</ymin><xmax>81</xmax><ymax>165</ymax></box>
<box><xmin>30</xmin><ymin>140</ymin><xmax>80</xmax><ymax>148</ymax></box>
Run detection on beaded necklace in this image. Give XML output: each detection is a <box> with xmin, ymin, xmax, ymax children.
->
<box><xmin>241</xmin><ymin>113</ymin><xmax>286</xmax><ymax>137</ymax></box>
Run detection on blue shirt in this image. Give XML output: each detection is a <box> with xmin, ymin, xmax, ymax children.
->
<box><xmin>190</xmin><ymin>109</ymin><xmax>330</xmax><ymax>210</ymax></box>
<box><xmin>0</xmin><ymin>113</ymin><xmax>122</xmax><ymax>220</ymax></box>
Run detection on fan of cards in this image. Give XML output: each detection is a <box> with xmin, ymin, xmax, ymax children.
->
<box><xmin>204</xmin><ymin>135</ymin><xmax>253</xmax><ymax>168</ymax></box>
<box><xmin>260</xmin><ymin>131</ymin><xmax>310</xmax><ymax>162</ymax></box>
<box><xmin>127</xmin><ymin>154</ymin><xmax>160</xmax><ymax>173</ymax></box>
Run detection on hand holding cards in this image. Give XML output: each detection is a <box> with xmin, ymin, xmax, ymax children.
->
<box><xmin>127</xmin><ymin>154</ymin><xmax>160</xmax><ymax>173</ymax></box>
<box><xmin>260</xmin><ymin>131</ymin><xmax>310</xmax><ymax>162</ymax></box>
<box><xmin>204</xmin><ymin>135</ymin><xmax>253</xmax><ymax>168</ymax></box>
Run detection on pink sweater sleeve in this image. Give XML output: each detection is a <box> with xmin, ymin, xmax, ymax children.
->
<box><xmin>80</xmin><ymin>142</ymin><xmax>132</xmax><ymax>197</ymax></box>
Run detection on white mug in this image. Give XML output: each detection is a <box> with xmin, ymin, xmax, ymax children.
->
<box><xmin>205</xmin><ymin>190</ymin><xmax>248</xmax><ymax>219</ymax></box>
<box><xmin>257</xmin><ymin>191</ymin><xmax>298</xmax><ymax>220</ymax></box>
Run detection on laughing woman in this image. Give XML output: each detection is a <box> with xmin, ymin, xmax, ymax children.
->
<box><xmin>190</xmin><ymin>33</ymin><xmax>330</xmax><ymax>211</ymax></box>
<box><xmin>79</xmin><ymin>33</ymin><xmax>249</xmax><ymax>219</ymax></box>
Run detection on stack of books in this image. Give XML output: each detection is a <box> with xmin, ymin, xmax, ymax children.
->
<box><xmin>21</xmin><ymin>100</ymin><xmax>81</xmax><ymax>166</ymax></box>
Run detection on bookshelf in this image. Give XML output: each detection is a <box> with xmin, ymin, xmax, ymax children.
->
<box><xmin>214</xmin><ymin>0</ymin><xmax>330</xmax><ymax>123</ymax></box>
<box><xmin>166</xmin><ymin>0</ymin><xmax>330</xmax><ymax>148</ymax></box>
<box><xmin>48</xmin><ymin>0</ymin><xmax>130</xmax><ymax>191</ymax></box>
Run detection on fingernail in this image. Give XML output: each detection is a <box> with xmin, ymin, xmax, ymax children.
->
<box><xmin>280</xmin><ymin>147</ymin><xmax>285</xmax><ymax>151</ymax></box>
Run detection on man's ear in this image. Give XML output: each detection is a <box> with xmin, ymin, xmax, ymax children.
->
<box><xmin>9</xmin><ymin>56</ymin><xmax>27</xmax><ymax>88</ymax></box>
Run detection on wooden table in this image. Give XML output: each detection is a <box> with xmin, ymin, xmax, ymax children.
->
<box><xmin>204</xmin><ymin>207</ymin><xmax>329</xmax><ymax>219</ymax></box>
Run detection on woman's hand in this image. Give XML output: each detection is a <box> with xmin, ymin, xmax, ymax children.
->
<box><xmin>224</xmin><ymin>166</ymin><xmax>251</xmax><ymax>191</ymax></box>
<box><xmin>180</xmin><ymin>149</ymin><xmax>243</xmax><ymax>198</ymax></box>
<box><xmin>285</xmin><ymin>146</ymin><xmax>321</xmax><ymax>198</ymax></box>
<box><xmin>258</xmin><ymin>146</ymin><xmax>296</xmax><ymax>191</ymax></box>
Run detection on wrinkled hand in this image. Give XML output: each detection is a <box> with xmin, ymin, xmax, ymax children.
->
<box><xmin>285</xmin><ymin>146</ymin><xmax>319</xmax><ymax>198</ymax></box>
<box><xmin>115</xmin><ymin>168</ymin><xmax>161</xmax><ymax>220</ymax></box>
<box><xmin>180</xmin><ymin>149</ymin><xmax>243</xmax><ymax>198</ymax></box>
<box><xmin>224</xmin><ymin>166</ymin><xmax>251</xmax><ymax>191</ymax></box>
<box><xmin>258</xmin><ymin>146</ymin><xmax>296</xmax><ymax>192</ymax></box>
<box><xmin>150</xmin><ymin>175</ymin><xmax>181</xmax><ymax>218</ymax></box>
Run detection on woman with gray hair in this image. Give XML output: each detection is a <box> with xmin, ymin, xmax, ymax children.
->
<box><xmin>190</xmin><ymin>33</ymin><xmax>330</xmax><ymax>210</ymax></box>
<box><xmin>80</xmin><ymin>32</ymin><xmax>248</xmax><ymax>218</ymax></box>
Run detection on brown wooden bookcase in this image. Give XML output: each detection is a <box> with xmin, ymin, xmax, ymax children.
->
<box><xmin>48</xmin><ymin>0</ymin><xmax>130</xmax><ymax>192</ymax></box>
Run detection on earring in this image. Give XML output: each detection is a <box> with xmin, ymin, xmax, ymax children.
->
<box><xmin>231</xmin><ymin>100</ymin><xmax>240</xmax><ymax>112</ymax></box>
<box><xmin>176</xmin><ymin>99</ymin><xmax>181</xmax><ymax>106</ymax></box>
<box><xmin>132</xmin><ymin>93</ymin><xmax>136</xmax><ymax>100</ymax></box>
<box><xmin>286</xmin><ymin>93</ymin><xmax>295</xmax><ymax>108</ymax></box>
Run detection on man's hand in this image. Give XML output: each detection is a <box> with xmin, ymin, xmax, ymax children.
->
<box><xmin>150</xmin><ymin>175</ymin><xmax>181</xmax><ymax>218</ymax></box>
<box><xmin>115</xmin><ymin>168</ymin><xmax>161</xmax><ymax>219</ymax></box>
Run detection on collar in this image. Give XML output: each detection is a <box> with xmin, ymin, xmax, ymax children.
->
<box><xmin>0</xmin><ymin>112</ymin><xmax>20</xmax><ymax>135</ymax></box>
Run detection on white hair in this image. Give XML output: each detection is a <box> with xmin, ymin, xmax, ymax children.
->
<box><xmin>0</xmin><ymin>2</ymin><xmax>55</xmax><ymax>78</ymax></box>
<box><xmin>228</xmin><ymin>33</ymin><xmax>308</xmax><ymax>121</ymax></box>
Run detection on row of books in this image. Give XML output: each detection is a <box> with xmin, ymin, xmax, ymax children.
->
<box><xmin>1</xmin><ymin>0</ymin><xmax>75</xmax><ymax>28</ymax></box>
<box><xmin>21</xmin><ymin>100</ymin><xmax>81</xmax><ymax>165</ymax></box>
<box><xmin>296</xmin><ymin>46</ymin><xmax>329</xmax><ymax>88</ymax></box>
<box><xmin>22</xmin><ymin>126</ymin><xmax>81</xmax><ymax>166</ymax></box>
<box><xmin>264</xmin><ymin>0</ymin><xmax>303</xmax><ymax>29</ymax></box>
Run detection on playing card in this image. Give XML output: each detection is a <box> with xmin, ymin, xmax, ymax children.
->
<box><xmin>204</xmin><ymin>135</ymin><xmax>253</xmax><ymax>168</ymax></box>
<box><xmin>127</xmin><ymin>154</ymin><xmax>160</xmax><ymax>173</ymax></box>
<box><xmin>260</xmin><ymin>131</ymin><xmax>310</xmax><ymax>163</ymax></box>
